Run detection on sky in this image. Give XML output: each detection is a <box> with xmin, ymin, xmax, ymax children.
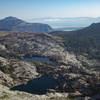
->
<box><xmin>0</xmin><ymin>0</ymin><xmax>100</xmax><ymax>19</ymax></box>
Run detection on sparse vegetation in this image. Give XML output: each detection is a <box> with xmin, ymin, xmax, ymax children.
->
<box><xmin>0</xmin><ymin>92</ymin><xmax>10</xmax><ymax>99</ymax></box>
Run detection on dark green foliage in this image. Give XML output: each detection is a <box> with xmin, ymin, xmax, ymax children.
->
<box><xmin>0</xmin><ymin>61</ymin><xmax>9</xmax><ymax>73</ymax></box>
<box><xmin>87</xmin><ymin>76</ymin><xmax>100</xmax><ymax>95</ymax></box>
<box><xmin>0</xmin><ymin>94</ymin><xmax>9</xmax><ymax>99</ymax></box>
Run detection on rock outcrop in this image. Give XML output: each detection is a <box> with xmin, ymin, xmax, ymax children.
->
<box><xmin>0</xmin><ymin>56</ymin><xmax>38</xmax><ymax>87</ymax></box>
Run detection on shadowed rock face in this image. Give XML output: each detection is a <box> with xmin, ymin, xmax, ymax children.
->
<box><xmin>50</xmin><ymin>22</ymin><xmax>100</xmax><ymax>72</ymax></box>
<box><xmin>0</xmin><ymin>16</ymin><xmax>53</xmax><ymax>32</ymax></box>
<box><xmin>50</xmin><ymin>22</ymin><xmax>100</xmax><ymax>58</ymax></box>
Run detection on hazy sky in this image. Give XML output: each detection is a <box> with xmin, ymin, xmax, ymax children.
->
<box><xmin>0</xmin><ymin>0</ymin><xmax>100</xmax><ymax>19</ymax></box>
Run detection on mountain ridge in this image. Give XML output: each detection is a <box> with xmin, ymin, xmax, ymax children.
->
<box><xmin>0</xmin><ymin>16</ymin><xmax>53</xmax><ymax>32</ymax></box>
<box><xmin>51</xmin><ymin>22</ymin><xmax>100</xmax><ymax>60</ymax></box>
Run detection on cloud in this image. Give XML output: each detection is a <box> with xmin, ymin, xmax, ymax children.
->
<box><xmin>44</xmin><ymin>18</ymin><xmax>63</xmax><ymax>22</ymax></box>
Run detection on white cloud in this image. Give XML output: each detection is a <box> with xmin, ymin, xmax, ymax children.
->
<box><xmin>44</xmin><ymin>18</ymin><xmax>63</xmax><ymax>22</ymax></box>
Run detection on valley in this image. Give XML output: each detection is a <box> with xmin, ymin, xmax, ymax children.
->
<box><xmin>0</xmin><ymin>17</ymin><xmax>100</xmax><ymax>100</ymax></box>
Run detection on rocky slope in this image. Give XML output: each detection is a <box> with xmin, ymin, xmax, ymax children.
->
<box><xmin>51</xmin><ymin>22</ymin><xmax>100</xmax><ymax>71</ymax></box>
<box><xmin>0</xmin><ymin>17</ymin><xmax>53</xmax><ymax>32</ymax></box>
<box><xmin>51</xmin><ymin>22</ymin><xmax>100</xmax><ymax>59</ymax></box>
<box><xmin>0</xmin><ymin>31</ymin><xmax>81</xmax><ymax>67</ymax></box>
<box><xmin>0</xmin><ymin>27</ymin><xmax>100</xmax><ymax>100</ymax></box>
<box><xmin>0</xmin><ymin>56</ymin><xmax>38</xmax><ymax>87</ymax></box>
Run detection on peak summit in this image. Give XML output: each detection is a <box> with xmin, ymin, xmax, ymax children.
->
<box><xmin>4</xmin><ymin>16</ymin><xmax>17</xmax><ymax>20</ymax></box>
<box><xmin>3</xmin><ymin>16</ymin><xmax>24</xmax><ymax>22</ymax></box>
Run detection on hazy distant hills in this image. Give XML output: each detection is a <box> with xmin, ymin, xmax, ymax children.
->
<box><xmin>0</xmin><ymin>16</ymin><xmax>53</xmax><ymax>32</ymax></box>
<box><xmin>27</xmin><ymin>17</ymin><xmax>100</xmax><ymax>28</ymax></box>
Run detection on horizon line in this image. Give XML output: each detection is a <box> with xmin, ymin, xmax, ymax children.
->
<box><xmin>0</xmin><ymin>16</ymin><xmax>100</xmax><ymax>20</ymax></box>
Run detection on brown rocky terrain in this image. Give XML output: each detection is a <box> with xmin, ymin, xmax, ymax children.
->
<box><xmin>0</xmin><ymin>27</ymin><xmax>100</xmax><ymax>100</ymax></box>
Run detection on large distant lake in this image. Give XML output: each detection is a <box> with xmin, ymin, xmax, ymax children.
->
<box><xmin>55</xmin><ymin>27</ymin><xmax>84</xmax><ymax>31</ymax></box>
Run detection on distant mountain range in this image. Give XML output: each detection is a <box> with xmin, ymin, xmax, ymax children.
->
<box><xmin>0</xmin><ymin>16</ymin><xmax>53</xmax><ymax>32</ymax></box>
<box><xmin>27</xmin><ymin>17</ymin><xmax>100</xmax><ymax>28</ymax></box>
<box><xmin>1</xmin><ymin>17</ymin><xmax>100</xmax><ymax>32</ymax></box>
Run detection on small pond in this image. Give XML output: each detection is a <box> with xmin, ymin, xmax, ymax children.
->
<box><xmin>11</xmin><ymin>75</ymin><xmax>57</xmax><ymax>94</ymax></box>
<box><xmin>22</xmin><ymin>56</ymin><xmax>54</xmax><ymax>63</ymax></box>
